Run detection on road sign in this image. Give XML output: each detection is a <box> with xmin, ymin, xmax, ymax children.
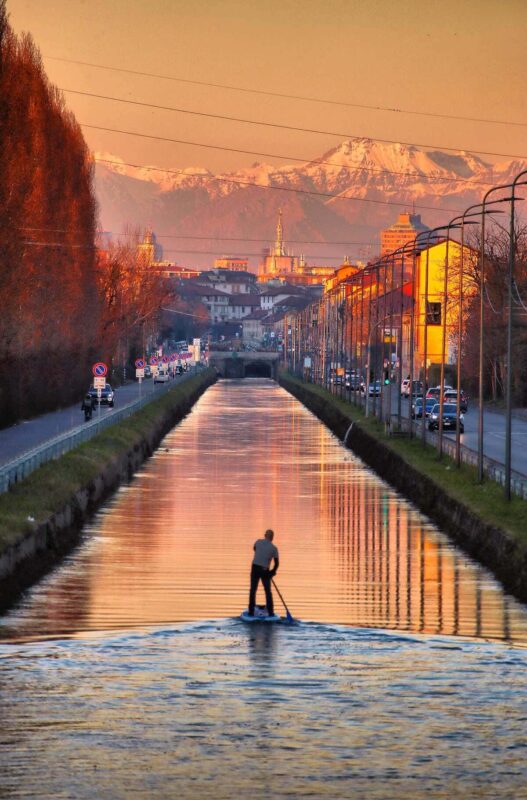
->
<box><xmin>162</xmin><ymin>355</ymin><xmax>169</xmax><ymax>364</ymax></box>
<box><xmin>93</xmin><ymin>376</ymin><xmax>106</xmax><ymax>389</ymax></box>
<box><xmin>136</xmin><ymin>368</ymin><xmax>145</xmax><ymax>379</ymax></box>
<box><xmin>92</xmin><ymin>362</ymin><xmax>108</xmax><ymax>377</ymax></box>
<box><xmin>135</xmin><ymin>358</ymin><xmax>145</xmax><ymax>369</ymax></box>
<box><xmin>170</xmin><ymin>354</ymin><xmax>177</xmax><ymax>362</ymax></box>
<box><xmin>96</xmin><ymin>388</ymin><xmax>102</xmax><ymax>399</ymax></box>
<box><xmin>149</xmin><ymin>355</ymin><xmax>158</xmax><ymax>366</ymax></box>
<box><xmin>151</xmin><ymin>365</ymin><xmax>159</xmax><ymax>377</ymax></box>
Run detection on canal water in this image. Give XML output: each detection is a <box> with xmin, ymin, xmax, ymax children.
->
<box><xmin>1</xmin><ymin>379</ymin><xmax>527</xmax><ymax>798</ymax></box>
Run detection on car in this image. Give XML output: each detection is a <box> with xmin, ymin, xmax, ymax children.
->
<box><xmin>404</xmin><ymin>380</ymin><xmax>423</xmax><ymax>398</ymax></box>
<box><xmin>426</xmin><ymin>385</ymin><xmax>453</xmax><ymax>400</ymax></box>
<box><xmin>428</xmin><ymin>403</ymin><xmax>464</xmax><ymax>433</ymax></box>
<box><xmin>154</xmin><ymin>372</ymin><xmax>170</xmax><ymax>383</ymax></box>
<box><xmin>411</xmin><ymin>397</ymin><xmax>437</xmax><ymax>419</ymax></box>
<box><xmin>144</xmin><ymin>365</ymin><xmax>152</xmax><ymax>378</ymax></box>
<box><xmin>345</xmin><ymin>373</ymin><xmax>361</xmax><ymax>390</ymax></box>
<box><xmin>364</xmin><ymin>381</ymin><xmax>381</xmax><ymax>397</ymax></box>
<box><xmin>443</xmin><ymin>389</ymin><xmax>468</xmax><ymax>413</ymax></box>
<box><xmin>87</xmin><ymin>383</ymin><xmax>115</xmax><ymax>407</ymax></box>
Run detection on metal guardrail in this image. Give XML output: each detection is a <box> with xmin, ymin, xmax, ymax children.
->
<box><xmin>324</xmin><ymin>382</ymin><xmax>527</xmax><ymax>501</ymax></box>
<box><xmin>387</xmin><ymin>413</ymin><xmax>527</xmax><ymax>501</ymax></box>
<box><xmin>0</xmin><ymin>367</ymin><xmax>201</xmax><ymax>494</ymax></box>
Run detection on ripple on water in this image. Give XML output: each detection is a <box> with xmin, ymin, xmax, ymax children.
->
<box><xmin>0</xmin><ymin>621</ymin><xmax>527</xmax><ymax>799</ymax></box>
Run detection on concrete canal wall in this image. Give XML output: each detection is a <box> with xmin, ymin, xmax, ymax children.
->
<box><xmin>279</xmin><ymin>372</ymin><xmax>527</xmax><ymax>605</ymax></box>
<box><xmin>0</xmin><ymin>369</ymin><xmax>217</xmax><ymax>613</ymax></box>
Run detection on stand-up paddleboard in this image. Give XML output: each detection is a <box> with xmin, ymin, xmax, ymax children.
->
<box><xmin>240</xmin><ymin>606</ymin><xmax>281</xmax><ymax>623</ymax></box>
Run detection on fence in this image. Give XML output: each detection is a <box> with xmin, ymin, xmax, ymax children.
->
<box><xmin>325</xmin><ymin>379</ymin><xmax>527</xmax><ymax>501</ymax></box>
<box><xmin>0</xmin><ymin>368</ymin><xmax>201</xmax><ymax>495</ymax></box>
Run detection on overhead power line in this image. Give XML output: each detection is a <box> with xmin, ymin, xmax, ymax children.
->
<box><xmin>89</xmin><ymin>140</ymin><xmax>459</xmax><ymax>214</ymax></box>
<box><xmin>21</xmin><ymin>226</ymin><xmax>375</xmax><ymax>246</ymax></box>
<box><xmin>62</xmin><ymin>87</ymin><xmax>508</xmax><ymax>187</ymax></box>
<box><xmin>46</xmin><ymin>55</ymin><xmax>527</xmax><ymax>128</ymax></box>
<box><xmin>22</xmin><ymin>240</ymin><xmax>351</xmax><ymax>260</ymax></box>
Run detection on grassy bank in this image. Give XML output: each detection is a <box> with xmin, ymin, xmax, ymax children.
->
<box><xmin>0</xmin><ymin>369</ymin><xmax>215</xmax><ymax>556</ymax></box>
<box><xmin>280</xmin><ymin>371</ymin><xmax>527</xmax><ymax>547</ymax></box>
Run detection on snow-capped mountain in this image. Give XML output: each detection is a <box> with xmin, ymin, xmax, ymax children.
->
<box><xmin>94</xmin><ymin>138</ymin><xmax>526</xmax><ymax>268</ymax></box>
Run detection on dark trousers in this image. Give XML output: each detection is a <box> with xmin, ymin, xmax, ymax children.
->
<box><xmin>248</xmin><ymin>564</ymin><xmax>274</xmax><ymax>616</ymax></box>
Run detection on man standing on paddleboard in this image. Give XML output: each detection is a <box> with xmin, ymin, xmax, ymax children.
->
<box><xmin>248</xmin><ymin>529</ymin><xmax>279</xmax><ymax>617</ymax></box>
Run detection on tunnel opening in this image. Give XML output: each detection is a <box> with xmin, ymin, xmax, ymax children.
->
<box><xmin>244</xmin><ymin>361</ymin><xmax>272</xmax><ymax>378</ymax></box>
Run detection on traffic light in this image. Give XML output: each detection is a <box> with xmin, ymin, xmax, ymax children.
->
<box><xmin>384</xmin><ymin>368</ymin><xmax>390</xmax><ymax>385</ymax></box>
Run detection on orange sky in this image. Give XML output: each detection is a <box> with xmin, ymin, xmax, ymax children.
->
<box><xmin>7</xmin><ymin>0</ymin><xmax>527</xmax><ymax>173</ymax></box>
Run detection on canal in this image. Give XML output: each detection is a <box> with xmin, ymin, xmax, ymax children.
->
<box><xmin>1</xmin><ymin>379</ymin><xmax>527</xmax><ymax>798</ymax></box>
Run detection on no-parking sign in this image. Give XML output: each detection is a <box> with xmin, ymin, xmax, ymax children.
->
<box><xmin>92</xmin><ymin>362</ymin><xmax>108</xmax><ymax>377</ymax></box>
<box><xmin>135</xmin><ymin>358</ymin><xmax>145</xmax><ymax>369</ymax></box>
<box><xmin>149</xmin><ymin>355</ymin><xmax>159</xmax><ymax>366</ymax></box>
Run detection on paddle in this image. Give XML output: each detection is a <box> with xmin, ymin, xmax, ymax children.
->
<box><xmin>271</xmin><ymin>578</ymin><xmax>295</xmax><ymax>623</ymax></box>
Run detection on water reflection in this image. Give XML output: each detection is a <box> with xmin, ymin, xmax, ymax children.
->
<box><xmin>1</xmin><ymin>379</ymin><xmax>526</xmax><ymax>645</ymax></box>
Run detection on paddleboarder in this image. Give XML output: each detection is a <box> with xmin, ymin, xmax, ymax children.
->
<box><xmin>248</xmin><ymin>529</ymin><xmax>279</xmax><ymax>617</ymax></box>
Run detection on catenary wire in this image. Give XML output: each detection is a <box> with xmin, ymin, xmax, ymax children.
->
<box><xmin>61</xmin><ymin>88</ymin><xmax>519</xmax><ymax>184</ymax></box>
<box><xmin>20</xmin><ymin>226</ymin><xmax>376</xmax><ymax>247</ymax></box>
<box><xmin>21</xmin><ymin>241</ymin><xmax>355</xmax><ymax>260</ymax></box>
<box><xmin>46</xmin><ymin>55</ymin><xmax>527</xmax><ymax>128</ymax></box>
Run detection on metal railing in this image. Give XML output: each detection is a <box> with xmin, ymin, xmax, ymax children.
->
<box><xmin>386</xmin><ymin>413</ymin><xmax>527</xmax><ymax>500</ymax></box>
<box><xmin>0</xmin><ymin>367</ymin><xmax>201</xmax><ymax>494</ymax></box>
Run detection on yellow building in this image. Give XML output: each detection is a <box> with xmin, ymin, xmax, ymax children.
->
<box><xmin>413</xmin><ymin>239</ymin><xmax>476</xmax><ymax>375</ymax></box>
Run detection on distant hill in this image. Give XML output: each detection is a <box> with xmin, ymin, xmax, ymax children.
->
<box><xmin>94</xmin><ymin>138</ymin><xmax>527</xmax><ymax>269</ymax></box>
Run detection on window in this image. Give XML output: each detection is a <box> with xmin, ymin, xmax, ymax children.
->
<box><xmin>426</xmin><ymin>301</ymin><xmax>441</xmax><ymax>325</ymax></box>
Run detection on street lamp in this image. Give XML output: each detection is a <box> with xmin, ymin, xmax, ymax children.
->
<box><xmin>505</xmin><ymin>169</ymin><xmax>527</xmax><ymax>499</ymax></box>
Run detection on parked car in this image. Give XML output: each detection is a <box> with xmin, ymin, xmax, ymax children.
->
<box><xmin>87</xmin><ymin>384</ymin><xmax>115</xmax><ymax>407</ymax></box>
<box><xmin>443</xmin><ymin>389</ymin><xmax>468</xmax><ymax>413</ymax></box>
<box><xmin>144</xmin><ymin>365</ymin><xmax>152</xmax><ymax>378</ymax></box>
<box><xmin>154</xmin><ymin>372</ymin><xmax>170</xmax><ymax>383</ymax></box>
<box><xmin>428</xmin><ymin>403</ymin><xmax>464</xmax><ymax>433</ymax></box>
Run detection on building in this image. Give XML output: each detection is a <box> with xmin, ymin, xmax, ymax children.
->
<box><xmin>198</xmin><ymin>269</ymin><xmax>257</xmax><ymax>295</ymax></box>
<box><xmin>259</xmin><ymin>209</ymin><xmax>302</xmax><ymax>277</ymax></box>
<box><xmin>214</xmin><ymin>257</ymin><xmax>249</xmax><ymax>272</ymax></box>
<box><xmin>137</xmin><ymin>229</ymin><xmax>163</xmax><ymax>266</ymax></box>
<box><xmin>381</xmin><ymin>212</ymin><xmax>429</xmax><ymax>258</ymax></box>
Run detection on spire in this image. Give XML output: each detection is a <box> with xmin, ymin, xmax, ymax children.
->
<box><xmin>274</xmin><ymin>208</ymin><xmax>285</xmax><ymax>256</ymax></box>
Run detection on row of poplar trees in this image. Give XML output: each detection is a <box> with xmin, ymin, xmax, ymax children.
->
<box><xmin>0</xmin><ymin>2</ymin><xmax>99</xmax><ymax>425</ymax></box>
<box><xmin>0</xmin><ymin>3</ymin><xmax>180</xmax><ymax>427</ymax></box>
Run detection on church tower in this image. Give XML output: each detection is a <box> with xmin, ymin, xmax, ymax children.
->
<box><xmin>273</xmin><ymin>209</ymin><xmax>285</xmax><ymax>257</ymax></box>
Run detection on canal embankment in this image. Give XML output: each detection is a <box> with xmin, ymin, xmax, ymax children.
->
<box><xmin>0</xmin><ymin>368</ymin><xmax>216</xmax><ymax>612</ymax></box>
<box><xmin>279</xmin><ymin>371</ymin><xmax>527</xmax><ymax>604</ymax></box>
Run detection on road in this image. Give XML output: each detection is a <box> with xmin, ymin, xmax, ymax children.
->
<box><xmin>0</xmin><ymin>376</ymin><xmax>185</xmax><ymax>467</ymax></box>
<box><xmin>2</xmin><ymin>375</ymin><xmax>527</xmax><ymax>479</ymax></box>
<box><xmin>339</xmin><ymin>386</ymin><xmax>527</xmax><ymax>478</ymax></box>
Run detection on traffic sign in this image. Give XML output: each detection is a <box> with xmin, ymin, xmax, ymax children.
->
<box><xmin>135</xmin><ymin>358</ymin><xmax>145</xmax><ymax>369</ymax></box>
<box><xmin>162</xmin><ymin>355</ymin><xmax>169</xmax><ymax>364</ymax></box>
<box><xmin>92</xmin><ymin>362</ymin><xmax>108</xmax><ymax>377</ymax></box>
<box><xmin>170</xmin><ymin>354</ymin><xmax>177</xmax><ymax>362</ymax></box>
<box><xmin>149</xmin><ymin>355</ymin><xmax>159</xmax><ymax>366</ymax></box>
<box><xmin>93</xmin><ymin>376</ymin><xmax>106</xmax><ymax>389</ymax></box>
<box><xmin>136</xmin><ymin>368</ymin><xmax>145</xmax><ymax>379</ymax></box>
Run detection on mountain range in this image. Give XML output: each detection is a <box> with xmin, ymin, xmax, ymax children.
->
<box><xmin>94</xmin><ymin>137</ymin><xmax>527</xmax><ymax>269</ymax></box>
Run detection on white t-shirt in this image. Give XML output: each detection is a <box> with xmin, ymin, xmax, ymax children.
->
<box><xmin>253</xmin><ymin>539</ymin><xmax>279</xmax><ymax>570</ymax></box>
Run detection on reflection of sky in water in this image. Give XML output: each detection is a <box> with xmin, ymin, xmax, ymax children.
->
<box><xmin>1</xmin><ymin>621</ymin><xmax>526</xmax><ymax>799</ymax></box>
<box><xmin>1</xmin><ymin>379</ymin><xmax>527</xmax><ymax>645</ymax></box>
<box><xmin>1</xmin><ymin>380</ymin><xmax>527</xmax><ymax>797</ymax></box>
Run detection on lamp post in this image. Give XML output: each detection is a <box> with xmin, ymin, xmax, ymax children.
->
<box><xmin>505</xmin><ymin>169</ymin><xmax>527</xmax><ymax>499</ymax></box>
<box><xmin>478</xmin><ymin>186</ymin><xmax>515</xmax><ymax>481</ymax></box>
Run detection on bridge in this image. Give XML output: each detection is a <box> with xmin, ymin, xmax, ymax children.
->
<box><xmin>208</xmin><ymin>350</ymin><xmax>281</xmax><ymax>379</ymax></box>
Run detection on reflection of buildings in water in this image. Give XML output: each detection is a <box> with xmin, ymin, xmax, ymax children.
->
<box><xmin>316</xmin><ymin>458</ymin><xmax>523</xmax><ymax>642</ymax></box>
